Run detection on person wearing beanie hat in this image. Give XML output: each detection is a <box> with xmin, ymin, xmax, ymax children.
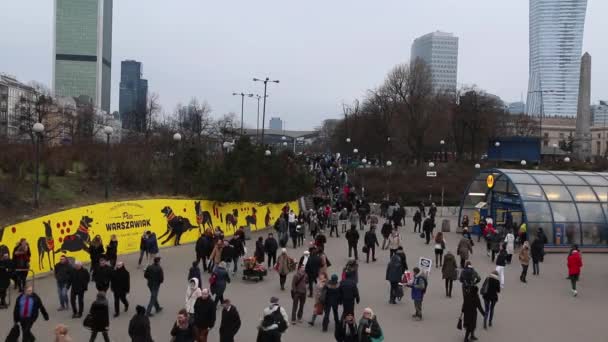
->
<box><xmin>128</xmin><ymin>305</ymin><xmax>152</xmax><ymax>342</ymax></box>
<box><xmin>276</xmin><ymin>249</ymin><xmax>294</xmax><ymax>291</ymax></box>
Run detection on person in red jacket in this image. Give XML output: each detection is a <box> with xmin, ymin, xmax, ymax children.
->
<box><xmin>567</xmin><ymin>245</ymin><xmax>583</xmax><ymax>297</ymax></box>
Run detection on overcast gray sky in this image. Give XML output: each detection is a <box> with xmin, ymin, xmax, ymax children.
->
<box><xmin>2</xmin><ymin>0</ymin><xmax>607</xmax><ymax>130</ymax></box>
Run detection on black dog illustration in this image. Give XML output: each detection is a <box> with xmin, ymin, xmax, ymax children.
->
<box><xmin>55</xmin><ymin>216</ymin><xmax>93</xmax><ymax>253</ymax></box>
<box><xmin>265</xmin><ymin>208</ymin><xmax>272</xmax><ymax>228</ymax></box>
<box><xmin>194</xmin><ymin>201</ymin><xmax>213</xmax><ymax>231</ymax></box>
<box><xmin>37</xmin><ymin>220</ymin><xmax>56</xmax><ymax>270</ymax></box>
<box><xmin>245</xmin><ymin>207</ymin><xmax>257</xmax><ymax>229</ymax></box>
<box><xmin>159</xmin><ymin>206</ymin><xmax>197</xmax><ymax>246</ymax></box>
<box><xmin>225</xmin><ymin>209</ymin><xmax>239</xmax><ymax>232</ymax></box>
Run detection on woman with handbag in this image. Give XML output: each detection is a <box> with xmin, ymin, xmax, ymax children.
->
<box><xmin>442</xmin><ymin>251</ymin><xmax>458</xmax><ymax>298</ymax></box>
<box><xmin>356</xmin><ymin>307</ymin><xmax>383</xmax><ymax>342</ymax></box>
<box><xmin>434</xmin><ymin>232</ymin><xmax>446</xmax><ymax>267</ymax></box>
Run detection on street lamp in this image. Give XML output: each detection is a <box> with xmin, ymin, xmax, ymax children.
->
<box><xmin>428</xmin><ymin>162</ymin><xmax>435</xmax><ymax>168</ymax></box>
<box><xmin>475</xmin><ymin>163</ymin><xmax>481</xmax><ymax>169</ymax></box>
<box><xmin>253</xmin><ymin>77</ymin><xmax>280</xmax><ymax>144</ymax></box>
<box><xmin>32</xmin><ymin>122</ymin><xmax>44</xmax><ymax>208</ymax></box>
<box><xmin>362</xmin><ymin>158</ymin><xmax>367</xmax><ymax>164</ymax></box>
<box><xmin>440</xmin><ymin>139</ymin><xmax>445</xmax><ymax>162</ymax></box>
<box><xmin>253</xmin><ymin>94</ymin><xmax>268</xmax><ymax>142</ymax></box>
<box><xmin>521</xmin><ymin>160</ymin><xmax>527</xmax><ymax>167</ymax></box>
<box><xmin>386</xmin><ymin>160</ymin><xmax>392</xmax><ymax>201</ymax></box>
<box><xmin>346</xmin><ymin>138</ymin><xmax>351</xmax><ymax>143</ymax></box>
<box><xmin>265</xmin><ymin>150</ymin><xmax>271</xmax><ymax>156</ymax></box>
<box><xmin>494</xmin><ymin>141</ymin><xmax>501</xmax><ymax>167</ymax></box>
<box><xmin>233</xmin><ymin>92</ymin><xmax>254</xmax><ymax>135</ymax></box>
<box><xmin>103</xmin><ymin>126</ymin><xmax>113</xmax><ymax>199</ymax></box>
<box><xmin>353</xmin><ymin>148</ymin><xmax>359</xmax><ymax>154</ymax></box>
<box><xmin>564</xmin><ymin>157</ymin><xmax>571</xmax><ymax>163</ymax></box>
<box><xmin>173</xmin><ymin>133</ymin><xmax>182</xmax><ymax>195</ymax></box>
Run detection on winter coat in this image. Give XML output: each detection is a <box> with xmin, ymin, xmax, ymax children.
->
<box><xmin>185</xmin><ymin>278</ymin><xmax>202</xmax><ymax>314</ymax></box>
<box><xmin>441</xmin><ymin>253</ymin><xmax>458</xmax><ymax>280</ymax></box>
<box><xmin>144</xmin><ymin>263</ymin><xmax>164</xmax><ymax>288</ymax></box>
<box><xmin>305</xmin><ymin>254</ymin><xmax>322</xmax><ymax>278</ymax></box>
<box><xmin>457</xmin><ymin>238</ymin><xmax>473</xmax><ymax>259</ymax></box>
<box><xmin>256</xmin><ymin>304</ymin><xmax>288</xmax><ymax>342</ymax></box>
<box><xmin>110</xmin><ymin>267</ymin><xmax>130</xmax><ymax>294</ymax></box>
<box><xmin>531</xmin><ymin>239</ymin><xmax>544</xmax><ymax>263</ymax></box>
<box><xmin>89</xmin><ymin>244</ymin><xmax>105</xmax><ymax>264</ymax></box>
<box><xmin>410</xmin><ymin>274</ymin><xmax>427</xmax><ymax>301</ymax></box>
<box><xmin>291</xmin><ymin>272</ymin><xmax>309</xmax><ymax>294</ymax></box>
<box><xmin>255</xmin><ymin>240</ymin><xmax>265</xmax><ymax>261</ymax></box>
<box><xmin>380</xmin><ymin>224</ymin><xmax>392</xmax><ymax>240</ymax></box>
<box><xmin>193</xmin><ymin>296</ymin><xmax>216</xmax><ymax>329</ymax></box>
<box><xmin>348</xmin><ymin>212</ymin><xmax>359</xmax><ymax>226</ymax></box>
<box><xmin>413</xmin><ymin>211</ymin><xmax>422</xmax><ymax>223</ymax></box>
<box><xmin>230</xmin><ymin>237</ymin><xmax>245</xmax><ymax>257</ymax></box>
<box><xmin>170</xmin><ymin>320</ymin><xmax>196</xmax><ymax>342</ymax></box>
<box><xmin>388</xmin><ymin>234</ymin><xmax>401</xmax><ymax>250</ymax></box>
<box><xmin>210</xmin><ymin>245</ymin><xmax>224</xmax><ymax>264</ymax></box>
<box><xmin>13</xmin><ymin>293</ymin><xmax>48</xmax><ymax>323</ymax></box>
<box><xmin>334</xmin><ymin>319</ymin><xmax>358</xmax><ymax>342</ymax></box>
<box><xmin>357</xmin><ymin>316</ymin><xmax>382</xmax><ymax>342</ymax></box>
<box><xmin>423</xmin><ymin>218</ymin><xmax>434</xmax><ymax>233</ymax></box>
<box><xmin>481</xmin><ymin>274</ymin><xmax>500</xmax><ymax>302</ymax></box>
<box><xmin>68</xmin><ymin>267</ymin><xmax>90</xmax><ymax>293</ymax></box>
<box><xmin>339</xmin><ymin>278</ymin><xmax>360</xmax><ymax>305</ymax></box>
<box><xmin>504</xmin><ymin>233</ymin><xmax>515</xmax><ymax>254</ymax></box>
<box><xmin>220</xmin><ymin>305</ymin><xmax>241</xmax><ymax>338</ymax></box>
<box><xmin>54</xmin><ymin>261</ymin><xmax>72</xmax><ymax>284</ymax></box>
<box><xmin>128</xmin><ymin>306</ymin><xmax>152</xmax><ymax>342</ymax></box>
<box><xmin>323</xmin><ymin>282</ymin><xmax>340</xmax><ymax>306</ymax></box>
<box><xmin>276</xmin><ymin>254</ymin><xmax>292</xmax><ymax>275</ymax></box>
<box><xmin>385</xmin><ymin>255</ymin><xmax>403</xmax><ymax>283</ymax></box>
<box><xmin>461</xmin><ymin>287</ymin><xmax>485</xmax><ymax>331</ymax></box>
<box><xmin>196</xmin><ymin>235</ymin><xmax>213</xmax><ymax>258</ymax></box>
<box><xmin>145</xmin><ymin>234</ymin><xmax>159</xmax><ymax>254</ymax></box>
<box><xmin>212</xmin><ymin>266</ymin><xmax>230</xmax><ymax>293</ymax></box>
<box><xmin>567</xmin><ymin>250</ymin><xmax>583</xmax><ymax>276</ymax></box>
<box><xmin>519</xmin><ymin>247</ymin><xmax>530</xmax><ymax>266</ymax></box>
<box><xmin>139</xmin><ymin>235</ymin><xmax>147</xmax><ymax>252</ymax></box>
<box><xmin>495</xmin><ymin>250</ymin><xmax>507</xmax><ymax>267</ymax></box>
<box><xmin>94</xmin><ymin>265</ymin><xmax>113</xmax><ymax>291</ymax></box>
<box><xmin>364</xmin><ymin>230</ymin><xmax>378</xmax><ymax>247</ymax></box>
<box><xmin>187</xmin><ymin>265</ymin><xmax>202</xmax><ymax>288</ymax></box>
<box><xmin>0</xmin><ymin>258</ymin><xmax>13</xmax><ymax>289</ymax></box>
<box><xmin>88</xmin><ymin>298</ymin><xmax>110</xmax><ymax>332</ymax></box>
<box><xmin>459</xmin><ymin>267</ymin><xmax>481</xmax><ymax>287</ymax></box>
<box><xmin>264</xmin><ymin>238</ymin><xmax>279</xmax><ymax>254</ymax></box>
<box><xmin>319</xmin><ymin>253</ymin><xmax>330</xmax><ymax>275</ymax></box>
<box><xmin>106</xmin><ymin>240</ymin><xmax>118</xmax><ymax>261</ymax></box>
<box><xmin>345</xmin><ymin>229</ymin><xmax>360</xmax><ymax>244</ymax></box>
<box><xmin>221</xmin><ymin>245</ymin><xmax>236</xmax><ymax>262</ymax></box>
<box><xmin>395</xmin><ymin>250</ymin><xmax>408</xmax><ymax>272</ymax></box>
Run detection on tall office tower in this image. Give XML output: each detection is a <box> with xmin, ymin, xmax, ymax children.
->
<box><xmin>269</xmin><ymin>117</ymin><xmax>283</xmax><ymax>130</ymax></box>
<box><xmin>526</xmin><ymin>0</ymin><xmax>588</xmax><ymax>117</ymax></box>
<box><xmin>119</xmin><ymin>60</ymin><xmax>148</xmax><ymax>132</ymax></box>
<box><xmin>410</xmin><ymin>31</ymin><xmax>459</xmax><ymax>93</ymax></box>
<box><xmin>53</xmin><ymin>0</ymin><xmax>113</xmax><ymax>113</ymax></box>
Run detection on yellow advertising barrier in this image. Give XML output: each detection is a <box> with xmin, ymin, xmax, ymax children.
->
<box><xmin>0</xmin><ymin>199</ymin><xmax>299</xmax><ymax>275</ymax></box>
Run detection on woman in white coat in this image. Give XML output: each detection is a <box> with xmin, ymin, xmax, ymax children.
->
<box><xmin>185</xmin><ymin>278</ymin><xmax>202</xmax><ymax>319</ymax></box>
<box><xmin>504</xmin><ymin>230</ymin><xmax>515</xmax><ymax>264</ymax></box>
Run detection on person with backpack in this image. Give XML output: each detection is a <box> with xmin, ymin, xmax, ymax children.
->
<box><xmin>257</xmin><ymin>297</ymin><xmax>289</xmax><ymax>342</ymax></box>
<box><xmin>567</xmin><ymin>245</ymin><xmax>583</xmax><ymax>297</ymax></box>
<box><xmin>385</xmin><ymin>255</ymin><xmax>403</xmax><ymax>304</ymax></box>
<box><xmin>211</xmin><ymin>262</ymin><xmax>231</xmax><ymax>306</ymax></box>
<box><xmin>461</xmin><ymin>285</ymin><xmax>486</xmax><ymax>342</ymax></box>
<box><xmin>480</xmin><ymin>270</ymin><xmax>500</xmax><ymax>329</ymax></box>
<box><xmin>363</xmin><ymin>226</ymin><xmax>379</xmax><ymax>263</ymax></box>
<box><xmin>407</xmin><ymin>267</ymin><xmax>427</xmax><ymax>320</ymax></box>
<box><xmin>442</xmin><ymin>251</ymin><xmax>458</xmax><ymax>298</ymax></box>
<box><xmin>459</xmin><ymin>261</ymin><xmax>481</xmax><ymax>293</ymax></box>
<box><xmin>434</xmin><ymin>232</ymin><xmax>446</xmax><ymax>267</ymax></box>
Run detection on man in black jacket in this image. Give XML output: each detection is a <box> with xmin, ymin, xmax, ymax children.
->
<box><xmin>54</xmin><ymin>255</ymin><xmax>72</xmax><ymax>311</ymax></box>
<box><xmin>111</xmin><ymin>261</ymin><xmax>130</xmax><ymax>317</ymax></box>
<box><xmin>194</xmin><ymin>288</ymin><xmax>216</xmax><ymax>341</ymax></box>
<box><xmin>68</xmin><ymin>261</ymin><xmax>90</xmax><ymax>318</ymax></box>
<box><xmin>13</xmin><ymin>285</ymin><xmax>49</xmax><ymax>341</ymax></box>
<box><xmin>423</xmin><ymin>216</ymin><xmax>435</xmax><ymax>245</ymax></box>
<box><xmin>339</xmin><ymin>273</ymin><xmax>360</xmax><ymax>318</ymax></box>
<box><xmin>94</xmin><ymin>257</ymin><xmax>113</xmax><ymax>292</ymax></box>
<box><xmin>264</xmin><ymin>233</ymin><xmax>279</xmax><ymax>268</ymax></box>
<box><xmin>196</xmin><ymin>234</ymin><xmax>213</xmax><ymax>272</ymax></box>
<box><xmin>219</xmin><ymin>298</ymin><xmax>241</xmax><ymax>342</ymax></box>
<box><xmin>364</xmin><ymin>226</ymin><xmax>379</xmax><ymax>263</ymax></box>
<box><xmin>345</xmin><ymin>226</ymin><xmax>360</xmax><ymax>260</ymax></box>
<box><xmin>304</xmin><ymin>249</ymin><xmax>322</xmax><ymax>298</ymax></box>
<box><xmin>0</xmin><ymin>252</ymin><xmax>13</xmax><ymax>308</ymax></box>
<box><xmin>128</xmin><ymin>305</ymin><xmax>152</xmax><ymax>342</ymax></box>
<box><xmin>144</xmin><ymin>257</ymin><xmax>164</xmax><ymax>317</ymax></box>
<box><xmin>229</xmin><ymin>235</ymin><xmax>245</xmax><ymax>274</ymax></box>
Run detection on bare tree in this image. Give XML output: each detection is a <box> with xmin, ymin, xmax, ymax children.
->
<box><xmin>144</xmin><ymin>92</ymin><xmax>162</xmax><ymax>139</ymax></box>
<box><xmin>175</xmin><ymin>98</ymin><xmax>213</xmax><ymax>143</ymax></box>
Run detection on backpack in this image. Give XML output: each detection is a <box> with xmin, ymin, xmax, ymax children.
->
<box><xmin>480</xmin><ymin>277</ymin><xmax>490</xmax><ymax>296</ymax></box>
<box><xmin>271</xmin><ymin>307</ymin><xmax>288</xmax><ymax>333</ymax></box>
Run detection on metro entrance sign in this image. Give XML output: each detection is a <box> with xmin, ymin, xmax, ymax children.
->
<box><xmin>426</xmin><ymin>171</ymin><xmax>437</xmax><ymax>177</ymax></box>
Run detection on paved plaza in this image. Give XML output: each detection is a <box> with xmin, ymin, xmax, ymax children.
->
<box><xmin>2</xmin><ymin>218</ymin><xmax>607</xmax><ymax>341</ymax></box>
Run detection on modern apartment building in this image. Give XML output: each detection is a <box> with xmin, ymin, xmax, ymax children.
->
<box><xmin>269</xmin><ymin>117</ymin><xmax>283</xmax><ymax>131</ymax></box>
<box><xmin>410</xmin><ymin>31</ymin><xmax>459</xmax><ymax>93</ymax></box>
<box><xmin>119</xmin><ymin>60</ymin><xmax>148</xmax><ymax>132</ymax></box>
<box><xmin>0</xmin><ymin>74</ymin><xmax>37</xmax><ymax>138</ymax></box>
<box><xmin>53</xmin><ymin>0</ymin><xmax>113</xmax><ymax>113</ymax></box>
<box><xmin>526</xmin><ymin>0</ymin><xmax>588</xmax><ymax>117</ymax></box>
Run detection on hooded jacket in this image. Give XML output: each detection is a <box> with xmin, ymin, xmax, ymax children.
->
<box><xmin>385</xmin><ymin>255</ymin><xmax>403</xmax><ymax>283</ymax></box>
<box><xmin>185</xmin><ymin>278</ymin><xmax>202</xmax><ymax>314</ymax></box>
<box><xmin>481</xmin><ymin>273</ymin><xmax>500</xmax><ymax>302</ymax></box>
<box><xmin>128</xmin><ymin>305</ymin><xmax>152</xmax><ymax>342</ymax></box>
<box><xmin>567</xmin><ymin>250</ymin><xmax>583</xmax><ymax>276</ymax></box>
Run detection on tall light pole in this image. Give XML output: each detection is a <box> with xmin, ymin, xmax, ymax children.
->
<box><xmin>254</xmin><ymin>94</ymin><xmax>268</xmax><ymax>142</ymax></box>
<box><xmin>440</xmin><ymin>139</ymin><xmax>445</xmax><ymax>162</ymax></box>
<box><xmin>233</xmin><ymin>92</ymin><xmax>254</xmax><ymax>135</ymax></box>
<box><xmin>386</xmin><ymin>160</ymin><xmax>392</xmax><ymax>201</ymax></box>
<box><xmin>173</xmin><ymin>133</ymin><xmax>182</xmax><ymax>195</ymax></box>
<box><xmin>428</xmin><ymin>161</ymin><xmax>435</xmax><ymax>202</ymax></box>
<box><xmin>253</xmin><ymin>77</ymin><xmax>280</xmax><ymax>145</ymax></box>
<box><xmin>494</xmin><ymin>141</ymin><xmax>501</xmax><ymax>167</ymax></box>
<box><xmin>32</xmin><ymin>122</ymin><xmax>44</xmax><ymax>208</ymax></box>
<box><xmin>103</xmin><ymin>126</ymin><xmax>113</xmax><ymax>199</ymax></box>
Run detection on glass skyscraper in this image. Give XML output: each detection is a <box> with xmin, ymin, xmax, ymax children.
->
<box><xmin>53</xmin><ymin>0</ymin><xmax>113</xmax><ymax>113</ymax></box>
<box><xmin>526</xmin><ymin>0</ymin><xmax>588</xmax><ymax>117</ymax></box>
<box><xmin>410</xmin><ymin>31</ymin><xmax>459</xmax><ymax>93</ymax></box>
<box><xmin>119</xmin><ymin>60</ymin><xmax>148</xmax><ymax>132</ymax></box>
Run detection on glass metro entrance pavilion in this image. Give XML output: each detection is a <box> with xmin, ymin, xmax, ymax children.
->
<box><xmin>459</xmin><ymin>169</ymin><xmax>608</xmax><ymax>248</ymax></box>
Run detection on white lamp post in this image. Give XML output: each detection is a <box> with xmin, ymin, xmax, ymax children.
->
<box><xmin>428</xmin><ymin>162</ymin><xmax>435</xmax><ymax>168</ymax></box>
<box><xmin>475</xmin><ymin>163</ymin><xmax>481</xmax><ymax>169</ymax></box>
<box><xmin>265</xmin><ymin>150</ymin><xmax>271</xmax><ymax>156</ymax></box>
<box><xmin>32</xmin><ymin>122</ymin><xmax>45</xmax><ymax>208</ymax></box>
<box><xmin>521</xmin><ymin>160</ymin><xmax>527</xmax><ymax>167</ymax></box>
<box><xmin>103</xmin><ymin>126</ymin><xmax>113</xmax><ymax>199</ymax></box>
<box><xmin>564</xmin><ymin>157</ymin><xmax>571</xmax><ymax>163</ymax></box>
<box><xmin>173</xmin><ymin>133</ymin><xmax>182</xmax><ymax>195</ymax></box>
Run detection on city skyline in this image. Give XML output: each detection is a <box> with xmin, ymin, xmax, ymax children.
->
<box><xmin>2</xmin><ymin>0</ymin><xmax>608</xmax><ymax>130</ymax></box>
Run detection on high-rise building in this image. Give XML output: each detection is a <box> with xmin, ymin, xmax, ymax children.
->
<box><xmin>526</xmin><ymin>0</ymin><xmax>588</xmax><ymax>117</ymax></box>
<box><xmin>269</xmin><ymin>117</ymin><xmax>283</xmax><ymax>130</ymax></box>
<box><xmin>53</xmin><ymin>0</ymin><xmax>113</xmax><ymax>113</ymax></box>
<box><xmin>507</xmin><ymin>102</ymin><xmax>526</xmax><ymax>114</ymax></box>
<box><xmin>592</xmin><ymin>101</ymin><xmax>608</xmax><ymax>127</ymax></box>
<box><xmin>0</xmin><ymin>74</ymin><xmax>37</xmax><ymax>138</ymax></box>
<box><xmin>119</xmin><ymin>60</ymin><xmax>148</xmax><ymax>132</ymax></box>
<box><xmin>410</xmin><ymin>31</ymin><xmax>459</xmax><ymax>93</ymax></box>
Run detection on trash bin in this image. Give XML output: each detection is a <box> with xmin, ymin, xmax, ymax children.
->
<box><xmin>441</xmin><ymin>219</ymin><xmax>451</xmax><ymax>233</ymax></box>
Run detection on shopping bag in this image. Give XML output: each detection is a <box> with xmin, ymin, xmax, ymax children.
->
<box><xmin>6</xmin><ymin>324</ymin><xmax>20</xmax><ymax>342</ymax></box>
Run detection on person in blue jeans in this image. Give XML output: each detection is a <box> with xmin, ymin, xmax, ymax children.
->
<box><xmin>144</xmin><ymin>256</ymin><xmax>164</xmax><ymax>317</ymax></box>
<box><xmin>481</xmin><ymin>270</ymin><xmax>501</xmax><ymax>329</ymax></box>
<box><xmin>54</xmin><ymin>255</ymin><xmax>72</xmax><ymax>311</ymax></box>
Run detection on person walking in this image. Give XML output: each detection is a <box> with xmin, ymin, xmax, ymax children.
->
<box><xmin>413</xmin><ymin>210</ymin><xmax>422</xmax><ymax>233</ymax></box>
<box><xmin>349</xmin><ymin>210</ymin><xmax>359</xmax><ymax>231</ymax></box>
<box><xmin>171</xmin><ymin>309</ymin><xmax>196</xmax><ymax>342</ymax></box>
<box><xmin>357</xmin><ymin>308</ymin><xmax>383</xmax><ymax>342</ymax></box>
<box><xmin>264</xmin><ymin>233</ymin><xmax>279</xmax><ymax>268</ymax></box>
<box><xmin>504</xmin><ymin>230</ymin><xmax>515</xmax><ymax>264</ymax></box>
<box><xmin>290</xmin><ymin>266</ymin><xmax>308</xmax><ymax>324</ymax></box>
<box><xmin>145</xmin><ymin>232</ymin><xmax>159</xmax><ymax>265</ymax></box>
<box><xmin>94</xmin><ymin>258</ymin><xmax>113</xmax><ymax>292</ymax></box>
<box><xmin>137</xmin><ymin>232</ymin><xmax>149</xmax><ymax>269</ymax></box>
<box><xmin>257</xmin><ymin>297</ymin><xmax>289</xmax><ymax>342</ymax></box>
<box><xmin>211</xmin><ymin>262</ymin><xmax>231</xmax><ymax>306</ymax></box>
<box><xmin>276</xmin><ymin>248</ymin><xmax>293</xmax><ymax>291</ymax></box>
<box><xmin>229</xmin><ymin>235</ymin><xmax>245</xmax><ymax>275</ymax></box>
<box><xmin>86</xmin><ymin>292</ymin><xmax>111</xmax><ymax>342</ymax></box>
<box><xmin>106</xmin><ymin>235</ymin><xmax>118</xmax><ymax>267</ymax></box>
<box><xmin>388</xmin><ymin>229</ymin><xmax>401</xmax><ymax>258</ymax></box>
<box><xmin>481</xmin><ymin>270</ymin><xmax>500</xmax><ymax>329</ymax></box>
<box><xmin>339</xmin><ymin>272</ymin><xmax>360</xmax><ymax>318</ymax></box>
<box><xmin>345</xmin><ymin>225</ymin><xmax>360</xmax><ymax>260</ymax></box>
<box><xmin>88</xmin><ymin>236</ymin><xmax>105</xmax><ymax>278</ymax></box>
<box><xmin>54</xmin><ymin>323</ymin><xmax>73</xmax><ymax>342</ymax></box>
<box><xmin>144</xmin><ymin>256</ymin><xmax>164</xmax><ymax>317</ymax></box>
<box><xmin>255</xmin><ymin>237</ymin><xmax>265</xmax><ymax>264</ymax></box>
<box><xmin>193</xmin><ymin>288</ymin><xmax>216</xmax><ymax>342</ymax></box>
<box><xmin>457</xmin><ymin>236</ymin><xmax>473</xmax><ymax>269</ymax></box>
<box><xmin>567</xmin><ymin>245</ymin><xmax>583</xmax><ymax>296</ymax></box>
<box><xmin>128</xmin><ymin>305</ymin><xmax>152</xmax><ymax>342</ymax></box>
<box><xmin>54</xmin><ymin>254</ymin><xmax>72</xmax><ymax>311</ymax></box>
<box><xmin>442</xmin><ymin>251</ymin><xmax>458</xmax><ymax>298</ymax></box>
<box><xmin>304</xmin><ymin>249</ymin><xmax>322</xmax><ymax>298</ymax></box>
<box><xmin>434</xmin><ymin>232</ymin><xmax>446</xmax><ymax>267</ymax></box>
<box><xmin>407</xmin><ymin>267</ymin><xmax>427</xmax><ymax>320</ymax></box>
<box><xmin>321</xmin><ymin>274</ymin><xmax>341</xmax><ymax>332</ymax></box>
<box><xmin>187</xmin><ymin>260</ymin><xmax>202</xmax><ymax>289</ymax></box>
<box><xmin>13</xmin><ymin>285</ymin><xmax>49</xmax><ymax>341</ymax></box>
<box><xmin>330</xmin><ymin>210</ymin><xmax>340</xmax><ymax>237</ymax></box>
<box><xmin>495</xmin><ymin>245</ymin><xmax>507</xmax><ymax>288</ymax></box>
<box><xmin>334</xmin><ymin>313</ymin><xmax>358</xmax><ymax>342</ymax></box>
<box><xmin>196</xmin><ymin>231</ymin><xmax>213</xmax><ymax>272</ymax></box>
<box><xmin>110</xmin><ymin>261</ymin><xmax>130</xmax><ymax>317</ymax></box>
<box><xmin>519</xmin><ymin>241</ymin><xmax>531</xmax><ymax>283</ymax></box>
<box><xmin>219</xmin><ymin>299</ymin><xmax>241</xmax><ymax>342</ymax></box>
<box><xmin>530</xmin><ymin>235</ymin><xmax>545</xmax><ymax>276</ymax></box>
<box><xmin>461</xmin><ymin>285</ymin><xmax>486</xmax><ymax>342</ymax></box>
<box><xmin>380</xmin><ymin>222</ymin><xmax>392</xmax><ymax>250</ymax></box>
<box><xmin>185</xmin><ymin>278</ymin><xmax>202</xmax><ymax>319</ymax></box>
<box><xmin>459</xmin><ymin>261</ymin><xmax>481</xmax><ymax>293</ymax></box>
<box><xmin>363</xmin><ymin>226</ymin><xmax>379</xmax><ymax>263</ymax></box>
<box><xmin>12</xmin><ymin>239</ymin><xmax>31</xmax><ymax>292</ymax></box>
<box><xmin>385</xmin><ymin>255</ymin><xmax>403</xmax><ymax>304</ymax></box>
<box><xmin>68</xmin><ymin>260</ymin><xmax>90</xmax><ymax>318</ymax></box>
<box><xmin>308</xmin><ymin>273</ymin><xmax>327</xmax><ymax>327</ymax></box>
<box><xmin>395</xmin><ymin>246</ymin><xmax>408</xmax><ymax>274</ymax></box>
<box><xmin>209</xmin><ymin>239</ymin><xmax>224</xmax><ymax>273</ymax></box>
<box><xmin>0</xmin><ymin>252</ymin><xmax>12</xmax><ymax>309</ymax></box>
<box><xmin>422</xmin><ymin>216</ymin><xmax>434</xmax><ymax>245</ymax></box>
